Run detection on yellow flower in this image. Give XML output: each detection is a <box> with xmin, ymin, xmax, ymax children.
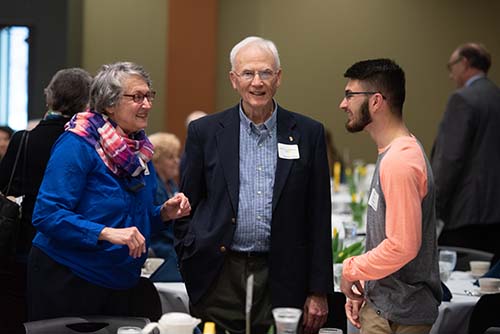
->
<box><xmin>345</xmin><ymin>167</ymin><xmax>352</xmax><ymax>177</ymax></box>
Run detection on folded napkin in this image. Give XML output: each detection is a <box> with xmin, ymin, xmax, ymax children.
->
<box><xmin>441</xmin><ymin>281</ymin><xmax>452</xmax><ymax>301</ymax></box>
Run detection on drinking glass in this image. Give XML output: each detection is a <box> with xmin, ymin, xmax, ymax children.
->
<box><xmin>333</xmin><ymin>263</ymin><xmax>343</xmax><ymax>292</ymax></box>
<box><xmin>319</xmin><ymin>329</ymin><xmax>343</xmax><ymax>334</ymax></box>
<box><xmin>117</xmin><ymin>326</ymin><xmax>142</xmax><ymax>334</ymax></box>
<box><xmin>342</xmin><ymin>220</ymin><xmax>357</xmax><ymax>247</ymax></box>
<box><xmin>439</xmin><ymin>250</ymin><xmax>457</xmax><ymax>282</ymax></box>
<box><xmin>272</xmin><ymin>307</ymin><xmax>302</xmax><ymax>334</ymax></box>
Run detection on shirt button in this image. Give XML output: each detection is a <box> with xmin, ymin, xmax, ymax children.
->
<box><xmin>257</xmin><ymin>191</ymin><xmax>262</xmax><ymax>195</ymax></box>
<box><xmin>220</xmin><ymin>246</ymin><xmax>226</xmax><ymax>253</ymax></box>
<box><xmin>376</xmin><ymin>310</ymin><xmax>381</xmax><ymax>315</ymax></box>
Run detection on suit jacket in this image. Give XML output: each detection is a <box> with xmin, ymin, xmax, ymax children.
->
<box><xmin>431</xmin><ymin>77</ymin><xmax>500</xmax><ymax>230</ymax></box>
<box><xmin>175</xmin><ymin>104</ymin><xmax>333</xmax><ymax>306</ymax></box>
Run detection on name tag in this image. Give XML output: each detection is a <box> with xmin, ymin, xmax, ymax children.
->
<box><xmin>368</xmin><ymin>188</ymin><xmax>379</xmax><ymax>211</ymax></box>
<box><xmin>278</xmin><ymin>143</ymin><xmax>300</xmax><ymax>159</ymax></box>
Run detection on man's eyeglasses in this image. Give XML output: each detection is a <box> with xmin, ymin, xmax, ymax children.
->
<box><xmin>123</xmin><ymin>91</ymin><xmax>156</xmax><ymax>104</ymax></box>
<box><xmin>233</xmin><ymin>70</ymin><xmax>278</xmax><ymax>81</ymax></box>
<box><xmin>447</xmin><ymin>57</ymin><xmax>463</xmax><ymax>71</ymax></box>
<box><xmin>345</xmin><ymin>91</ymin><xmax>386</xmax><ymax>100</ymax></box>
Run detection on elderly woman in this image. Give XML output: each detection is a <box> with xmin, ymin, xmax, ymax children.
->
<box><xmin>0</xmin><ymin>68</ymin><xmax>92</xmax><ymax>334</ymax></box>
<box><xmin>148</xmin><ymin>132</ymin><xmax>182</xmax><ymax>282</ymax></box>
<box><xmin>27</xmin><ymin>62</ymin><xmax>190</xmax><ymax>321</ymax></box>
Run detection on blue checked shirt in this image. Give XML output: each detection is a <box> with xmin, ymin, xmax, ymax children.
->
<box><xmin>231</xmin><ymin>102</ymin><xmax>277</xmax><ymax>252</ymax></box>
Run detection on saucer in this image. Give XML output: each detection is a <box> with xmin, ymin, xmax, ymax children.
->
<box><xmin>475</xmin><ymin>288</ymin><xmax>500</xmax><ymax>295</ymax></box>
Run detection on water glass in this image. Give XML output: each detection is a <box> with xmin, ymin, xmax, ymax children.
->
<box><xmin>439</xmin><ymin>250</ymin><xmax>457</xmax><ymax>282</ymax></box>
<box><xmin>272</xmin><ymin>307</ymin><xmax>302</xmax><ymax>334</ymax></box>
<box><xmin>117</xmin><ymin>326</ymin><xmax>142</xmax><ymax>334</ymax></box>
<box><xmin>333</xmin><ymin>263</ymin><xmax>343</xmax><ymax>292</ymax></box>
<box><xmin>343</xmin><ymin>220</ymin><xmax>357</xmax><ymax>245</ymax></box>
<box><xmin>319</xmin><ymin>328</ymin><xmax>343</xmax><ymax>334</ymax></box>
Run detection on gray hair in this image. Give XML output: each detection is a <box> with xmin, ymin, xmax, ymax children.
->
<box><xmin>229</xmin><ymin>36</ymin><xmax>280</xmax><ymax>70</ymax></box>
<box><xmin>44</xmin><ymin>68</ymin><xmax>92</xmax><ymax>116</ymax></box>
<box><xmin>90</xmin><ymin>61</ymin><xmax>152</xmax><ymax>114</ymax></box>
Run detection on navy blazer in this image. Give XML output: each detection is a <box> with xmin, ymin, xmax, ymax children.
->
<box><xmin>175</xmin><ymin>104</ymin><xmax>333</xmax><ymax>307</ymax></box>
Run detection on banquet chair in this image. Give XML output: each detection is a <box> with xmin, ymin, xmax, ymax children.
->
<box><xmin>24</xmin><ymin>316</ymin><xmax>150</xmax><ymax>334</ymax></box>
<box><xmin>438</xmin><ymin>246</ymin><xmax>494</xmax><ymax>271</ymax></box>
<box><xmin>468</xmin><ymin>293</ymin><xmax>500</xmax><ymax>334</ymax></box>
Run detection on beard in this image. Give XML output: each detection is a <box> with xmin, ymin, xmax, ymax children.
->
<box><xmin>345</xmin><ymin>99</ymin><xmax>372</xmax><ymax>133</ymax></box>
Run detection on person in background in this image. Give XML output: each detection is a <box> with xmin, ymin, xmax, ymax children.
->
<box><xmin>185</xmin><ymin>110</ymin><xmax>207</xmax><ymax>128</ymax></box>
<box><xmin>180</xmin><ymin>110</ymin><xmax>207</xmax><ymax>176</ymax></box>
<box><xmin>339</xmin><ymin>59</ymin><xmax>441</xmax><ymax>334</ymax></box>
<box><xmin>0</xmin><ymin>68</ymin><xmax>92</xmax><ymax>334</ymax></box>
<box><xmin>148</xmin><ymin>132</ymin><xmax>183</xmax><ymax>282</ymax></box>
<box><xmin>176</xmin><ymin>36</ymin><xmax>332</xmax><ymax>334</ymax></box>
<box><xmin>27</xmin><ymin>62</ymin><xmax>190</xmax><ymax>322</ymax></box>
<box><xmin>0</xmin><ymin>125</ymin><xmax>14</xmax><ymax>161</ymax></box>
<box><xmin>431</xmin><ymin>43</ymin><xmax>500</xmax><ymax>265</ymax></box>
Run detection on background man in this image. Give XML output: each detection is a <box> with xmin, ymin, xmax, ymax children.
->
<box><xmin>339</xmin><ymin>59</ymin><xmax>442</xmax><ymax>334</ymax></box>
<box><xmin>176</xmin><ymin>36</ymin><xmax>333</xmax><ymax>334</ymax></box>
<box><xmin>431</xmin><ymin>43</ymin><xmax>500</xmax><ymax>264</ymax></box>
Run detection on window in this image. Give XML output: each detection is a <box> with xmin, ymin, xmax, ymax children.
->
<box><xmin>0</xmin><ymin>26</ymin><xmax>30</xmax><ymax>130</ymax></box>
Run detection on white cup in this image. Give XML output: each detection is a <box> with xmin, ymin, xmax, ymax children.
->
<box><xmin>117</xmin><ymin>326</ymin><xmax>142</xmax><ymax>334</ymax></box>
<box><xmin>470</xmin><ymin>261</ymin><xmax>490</xmax><ymax>277</ymax></box>
<box><xmin>478</xmin><ymin>277</ymin><xmax>500</xmax><ymax>293</ymax></box>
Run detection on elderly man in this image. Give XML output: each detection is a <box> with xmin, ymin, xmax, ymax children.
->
<box><xmin>339</xmin><ymin>59</ymin><xmax>442</xmax><ymax>334</ymax></box>
<box><xmin>431</xmin><ymin>43</ymin><xmax>500</xmax><ymax>264</ymax></box>
<box><xmin>175</xmin><ymin>36</ymin><xmax>333</xmax><ymax>333</ymax></box>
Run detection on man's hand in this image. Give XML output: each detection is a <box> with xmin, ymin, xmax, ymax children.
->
<box><xmin>345</xmin><ymin>298</ymin><xmax>363</xmax><ymax>329</ymax></box>
<box><xmin>340</xmin><ymin>275</ymin><xmax>364</xmax><ymax>301</ymax></box>
<box><xmin>99</xmin><ymin>226</ymin><xmax>146</xmax><ymax>258</ymax></box>
<box><xmin>302</xmin><ymin>293</ymin><xmax>328</xmax><ymax>334</ymax></box>
<box><xmin>161</xmin><ymin>192</ymin><xmax>191</xmax><ymax>221</ymax></box>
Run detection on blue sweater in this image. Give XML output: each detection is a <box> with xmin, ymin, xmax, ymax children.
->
<box><xmin>32</xmin><ymin>132</ymin><xmax>164</xmax><ymax>289</ymax></box>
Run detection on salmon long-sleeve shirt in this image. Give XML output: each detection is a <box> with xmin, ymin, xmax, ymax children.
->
<box><xmin>343</xmin><ymin>136</ymin><xmax>428</xmax><ymax>281</ymax></box>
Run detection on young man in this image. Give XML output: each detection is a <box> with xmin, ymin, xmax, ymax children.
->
<box><xmin>339</xmin><ymin>59</ymin><xmax>442</xmax><ymax>334</ymax></box>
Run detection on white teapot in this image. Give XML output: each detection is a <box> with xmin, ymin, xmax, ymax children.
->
<box><xmin>142</xmin><ymin>312</ymin><xmax>201</xmax><ymax>334</ymax></box>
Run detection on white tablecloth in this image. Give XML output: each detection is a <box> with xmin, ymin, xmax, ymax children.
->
<box><xmin>154</xmin><ymin>282</ymin><xmax>190</xmax><ymax>314</ymax></box>
<box><xmin>430</xmin><ymin>271</ymin><xmax>480</xmax><ymax>334</ymax></box>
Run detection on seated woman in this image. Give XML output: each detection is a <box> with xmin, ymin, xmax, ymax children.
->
<box><xmin>27</xmin><ymin>62</ymin><xmax>190</xmax><ymax>322</ymax></box>
<box><xmin>148</xmin><ymin>132</ymin><xmax>183</xmax><ymax>282</ymax></box>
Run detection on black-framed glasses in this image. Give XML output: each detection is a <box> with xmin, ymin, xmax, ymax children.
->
<box><xmin>123</xmin><ymin>91</ymin><xmax>156</xmax><ymax>104</ymax></box>
<box><xmin>345</xmin><ymin>91</ymin><xmax>386</xmax><ymax>100</ymax></box>
<box><xmin>447</xmin><ymin>57</ymin><xmax>463</xmax><ymax>71</ymax></box>
<box><xmin>233</xmin><ymin>69</ymin><xmax>278</xmax><ymax>81</ymax></box>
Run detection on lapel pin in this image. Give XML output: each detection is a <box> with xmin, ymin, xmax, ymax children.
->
<box><xmin>289</xmin><ymin>136</ymin><xmax>293</xmax><ymax>142</ymax></box>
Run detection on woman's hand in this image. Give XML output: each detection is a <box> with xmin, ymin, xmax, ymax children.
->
<box><xmin>99</xmin><ymin>226</ymin><xmax>146</xmax><ymax>258</ymax></box>
<box><xmin>160</xmin><ymin>192</ymin><xmax>191</xmax><ymax>221</ymax></box>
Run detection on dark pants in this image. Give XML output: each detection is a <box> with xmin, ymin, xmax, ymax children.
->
<box><xmin>439</xmin><ymin>224</ymin><xmax>500</xmax><ymax>265</ymax></box>
<box><xmin>190</xmin><ymin>251</ymin><xmax>273</xmax><ymax>334</ymax></box>
<box><xmin>27</xmin><ymin>247</ymin><xmax>162</xmax><ymax>322</ymax></box>
<box><xmin>0</xmin><ymin>257</ymin><xmax>28</xmax><ymax>334</ymax></box>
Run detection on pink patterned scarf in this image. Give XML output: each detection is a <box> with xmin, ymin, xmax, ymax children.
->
<box><xmin>65</xmin><ymin>110</ymin><xmax>154</xmax><ymax>190</ymax></box>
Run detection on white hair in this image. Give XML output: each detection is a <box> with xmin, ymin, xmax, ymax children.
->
<box><xmin>229</xmin><ymin>36</ymin><xmax>281</xmax><ymax>70</ymax></box>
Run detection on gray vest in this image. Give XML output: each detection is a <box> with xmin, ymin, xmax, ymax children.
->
<box><xmin>365</xmin><ymin>140</ymin><xmax>442</xmax><ymax>325</ymax></box>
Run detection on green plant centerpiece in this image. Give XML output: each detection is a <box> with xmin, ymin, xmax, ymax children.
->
<box><xmin>332</xmin><ymin>227</ymin><xmax>365</xmax><ymax>264</ymax></box>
